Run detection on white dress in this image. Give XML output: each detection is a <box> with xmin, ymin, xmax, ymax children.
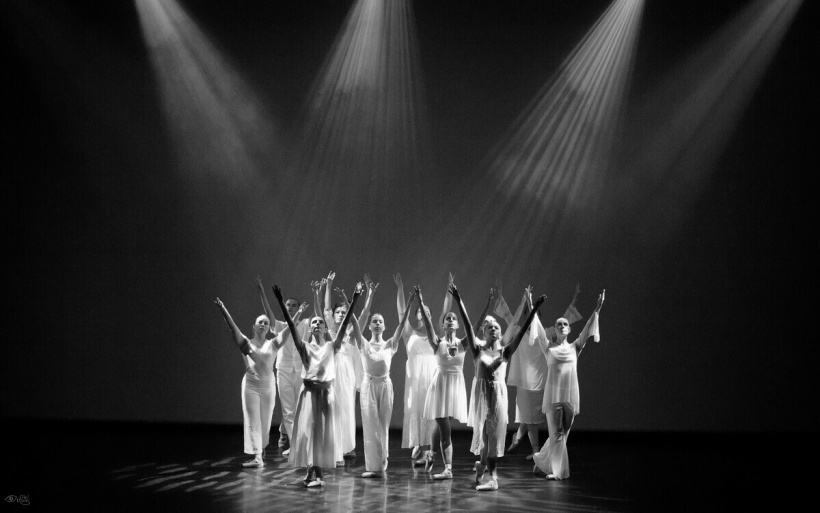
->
<box><xmin>423</xmin><ymin>338</ymin><xmax>468</xmax><ymax>422</ymax></box>
<box><xmin>401</xmin><ymin>330</ymin><xmax>436</xmax><ymax>448</ymax></box>
<box><xmin>289</xmin><ymin>339</ymin><xmax>337</xmax><ymax>469</ymax></box>
<box><xmin>325</xmin><ymin>310</ymin><xmax>364</xmax><ymax>458</ymax></box>
<box><xmin>467</xmin><ymin>342</ymin><xmax>508</xmax><ymax>457</ymax></box>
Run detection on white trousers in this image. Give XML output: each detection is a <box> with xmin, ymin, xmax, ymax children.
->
<box><xmin>533</xmin><ymin>401</ymin><xmax>575</xmax><ymax>479</ymax></box>
<box><xmin>360</xmin><ymin>376</ymin><xmax>393</xmax><ymax>472</ymax></box>
<box><xmin>241</xmin><ymin>374</ymin><xmax>276</xmax><ymax>455</ymax></box>
<box><xmin>277</xmin><ymin>367</ymin><xmax>301</xmax><ymax>438</ymax></box>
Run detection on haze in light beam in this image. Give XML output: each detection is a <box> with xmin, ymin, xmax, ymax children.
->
<box><xmin>282</xmin><ymin>0</ymin><xmax>430</xmax><ymax>265</ymax></box>
<box><xmin>135</xmin><ymin>0</ymin><xmax>280</xmax><ymax>191</ymax></box>
<box><xmin>620</xmin><ymin>0</ymin><xmax>803</xmax><ymax>241</ymax></box>
<box><xmin>442</xmin><ymin>0</ymin><xmax>644</xmax><ymax>280</ymax></box>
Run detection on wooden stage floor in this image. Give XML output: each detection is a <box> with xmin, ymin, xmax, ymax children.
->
<box><xmin>3</xmin><ymin>420</ymin><xmax>815</xmax><ymax>511</ymax></box>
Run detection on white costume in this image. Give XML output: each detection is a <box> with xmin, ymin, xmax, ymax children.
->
<box><xmin>467</xmin><ymin>342</ymin><xmax>508</xmax><ymax>457</ymax></box>
<box><xmin>503</xmin><ymin>301</ymin><xmax>582</xmax><ymax>424</ymax></box>
<box><xmin>423</xmin><ymin>339</ymin><xmax>468</xmax><ymax>422</ymax></box>
<box><xmin>359</xmin><ymin>338</ymin><xmax>397</xmax><ymax>472</ymax></box>
<box><xmin>288</xmin><ymin>337</ymin><xmax>337</xmax><ymax>469</ymax></box>
<box><xmin>274</xmin><ymin>319</ymin><xmax>309</xmax><ymax>442</ymax></box>
<box><xmin>241</xmin><ymin>339</ymin><xmax>277</xmax><ymax>455</ymax></box>
<box><xmin>532</xmin><ymin>311</ymin><xmax>600</xmax><ymax>479</ymax></box>
<box><xmin>325</xmin><ymin>309</ymin><xmax>364</xmax><ymax>459</ymax></box>
<box><xmin>401</xmin><ymin>331</ymin><xmax>436</xmax><ymax>448</ymax></box>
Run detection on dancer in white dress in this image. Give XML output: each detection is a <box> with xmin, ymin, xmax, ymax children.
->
<box><xmin>415</xmin><ymin>287</ymin><xmax>468</xmax><ymax>480</ymax></box>
<box><xmin>532</xmin><ymin>290</ymin><xmax>604</xmax><ymax>480</ymax></box>
<box><xmin>502</xmin><ymin>284</ymin><xmax>582</xmax><ymax>460</ymax></box>
<box><xmin>349</xmin><ymin>293</ymin><xmax>414</xmax><ymax>478</ymax></box>
<box><xmin>322</xmin><ymin>271</ymin><xmax>374</xmax><ymax>464</ymax></box>
<box><xmin>393</xmin><ymin>273</ymin><xmax>451</xmax><ymax>463</ymax></box>
<box><xmin>272</xmin><ymin>282</ymin><xmax>362</xmax><ymax>487</ymax></box>
<box><xmin>450</xmin><ymin>282</ymin><xmax>546</xmax><ymax>491</ymax></box>
<box><xmin>214</xmin><ymin>277</ymin><xmax>302</xmax><ymax>468</ymax></box>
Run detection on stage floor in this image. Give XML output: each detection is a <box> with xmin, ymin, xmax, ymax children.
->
<box><xmin>3</xmin><ymin>421</ymin><xmax>814</xmax><ymax>511</ymax></box>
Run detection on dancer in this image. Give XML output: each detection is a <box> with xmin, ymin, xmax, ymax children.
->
<box><xmin>272</xmin><ymin>282</ymin><xmax>362</xmax><ymax>487</ymax></box>
<box><xmin>533</xmin><ymin>289</ymin><xmax>605</xmax><ymax>480</ymax></box>
<box><xmin>394</xmin><ymin>273</ymin><xmax>449</xmax><ymax>464</ymax></box>
<box><xmin>416</xmin><ymin>287</ymin><xmax>468</xmax><ymax>480</ymax></box>
<box><xmin>503</xmin><ymin>283</ymin><xmax>582</xmax><ymax>460</ymax></box>
<box><xmin>350</xmin><ymin>291</ymin><xmax>415</xmax><ymax>478</ymax></box>
<box><xmin>451</xmin><ymin>282</ymin><xmax>546</xmax><ymax>491</ymax></box>
<box><xmin>323</xmin><ymin>271</ymin><xmax>374</xmax><ymax>463</ymax></box>
<box><xmin>258</xmin><ymin>280</ymin><xmax>310</xmax><ymax>455</ymax></box>
<box><xmin>214</xmin><ymin>277</ymin><xmax>301</xmax><ymax>468</ymax></box>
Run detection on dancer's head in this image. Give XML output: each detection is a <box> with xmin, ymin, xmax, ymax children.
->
<box><xmin>369</xmin><ymin>313</ymin><xmax>385</xmax><ymax>335</ymax></box>
<box><xmin>482</xmin><ymin>316</ymin><xmax>502</xmax><ymax>344</ymax></box>
<box><xmin>416</xmin><ymin>304</ymin><xmax>431</xmax><ymax>324</ymax></box>
<box><xmin>253</xmin><ymin>315</ymin><xmax>271</xmax><ymax>337</ymax></box>
<box><xmin>309</xmin><ymin>316</ymin><xmax>331</xmax><ymax>342</ymax></box>
<box><xmin>284</xmin><ymin>298</ymin><xmax>300</xmax><ymax>317</ymax></box>
<box><xmin>554</xmin><ymin>317</ymin><xmax>571</xmax><ymax>338</ymax></box>
<box><xmin>441</xmin><ymin>312</ymin><xmax>459</xmax><ymax>333</ymax></box>
<box><xmin>333</xmin><ymin>302</ymin><xmax>347</xmax><ymax>323</ymax></box>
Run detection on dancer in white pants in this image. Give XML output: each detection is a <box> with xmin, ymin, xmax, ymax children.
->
<box><xmin>351</xmin><ymin>291</ymin><xmax>414</xmax><ymax>478</ymax></box>
<box><xmin>532</xmin><ymin>289</ymin><xmax>604</xmax><ymax>480</ymax></box>
<box><xmin>214</xmin><ymin>277</ymin><xmax>300</xmax><ymax>468</ymax></box>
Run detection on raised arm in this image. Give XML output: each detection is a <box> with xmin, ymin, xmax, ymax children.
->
<box><xmin>500</xmin><ymin>288</ymin><xmax>529</xmax><ymax>345</ymax></box>
<box><xmin>390</xmin><ymin>287</ymin><xmax>416</xmax><ymax>352</ymax></box>
<box><xmin>393</xmin><ymin>273</ymin><xmax>406</xmax><ymax>322</ymax></box>
<box><xmin>272</xmin><ymin>285</ymin><xmax>306</xmax><ymax>362</ymax></box>
<box><xmin>324</xmin><ymin>271</ymin><xmax>336</xmax><ymax>313</ymax></box>
<box><xmin>310</xmin><ymin>279</ymin><xmax>325</xmax><ymax>318</ymax></box>
<box><xmin>214</xmin><ymin>298</ymin><xmax>252</xmax><ymax>355</ymax></box>
<box><xmin>416</xmin><ymin>286</ymin><xmax>440</xmax><ymax>352</ymax></box>
<box><xmin>501</xmin><ymin>294</ymin><xmax>547</xmax><ymax>361</ymax></box>
<box><xmin>436</xmin><ymin>272</ymin><xmax>455</xmax><ymax>338</ymax></box>
<box><xmin>349</xmin><ymin>313</ymin><xmax>365</xmax><ymax>350</ymax></box>
<box><xmin>256</xmin><ymin>276</ymin><xmax>277</xmax><ymax>334</ymax></box>
<box><xmin>333</xmin><ymin>283</ymin><xmax>362</xmax><ymax>351</ymax></box>
<box><xmin>473</xmin><ymin>287</ymin><xmax>496</xmax><ymax>335</ymax></box>
<box><xmin>358</xmin><ymin>273</ymin><xmax>378</xmax><ymax>332</ymax></box>
<box><xmin>450</xmin><ymin>284</ymin><xmax>480</xmax><ymax>357</ymax></box>
<box><xmin>576</xmin><ymin>290</ymin><xmax>605</xmax><ymax>355</ymax></box>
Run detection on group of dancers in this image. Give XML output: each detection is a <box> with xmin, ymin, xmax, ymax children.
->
<box><xmin>214</xmin><ymin>271</ymin><xmax>604</xmax><ymax>490</ymax></box>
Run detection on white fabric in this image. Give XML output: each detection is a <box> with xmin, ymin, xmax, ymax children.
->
<box><xmin>401</xmin><ymin>331</ymin><xmax>436</xmax><ymax>448</ymax></box>
<box><xmin>532</xmin><ymin>401</ymin><xmax>575</xmax><ymax>479</ymax></box>
<box><xmin>241</xmin><ymin>372</ymin><xmax>276</xmax><ymax>454</ymax></box>
<box><xmin>467</xmin><ymin>342</ymin><xmax>508</xmax><ymax>457</ymax></box>
<box><xmin>360</xmin><ymin>375</ymin><xmax>394</xmax><ymax>472</ymax></box>
<box><xmin>274</xmin><ymin>319</ymin><xmax>308</xmax><ymax>372</ymax></box>
<box><xmin>423</xmin><ymin>338</ymin><xmax>467</xmax><ymax>422</ymax></box>
<box><xmin>277</xmin><ymin>366</ymin><xmax>301</xmax><ymax>438</ymax></box>
<box><xmin>540</xmin><ymin>311</ymin><xmax>600</xmax><ymax>416</ymax></box>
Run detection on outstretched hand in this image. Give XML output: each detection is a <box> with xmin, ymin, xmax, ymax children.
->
<box><xmin>364</xmin><ymin>273</ymin><xmax>379</xmax><ymax>292</ymax></box>
<box><xmin>393</xmin><ymin>273</ymin><xmax>403</xmax><ymax>288</ymax></box>
<box><xmin>534</xmin><ymin>294</ymin><xmax>547</xmax><ymax>308</ymax></box>
<box><xmin>412</xmin><ymin>285</ymin><xmax>422</xmax><ymax>303</ymax></box>
<box><xmin>596</xmin><ymin>289</ymin><xmax>605</xmax><ymax>312</ymax></box>
<box><xmin>271</xmin><ymin>285</ymin><xmax>284</xmax><ymax>302</ymax></box>
<box><xmin>448</xmin><ymin>283</ymin><xmax>460</xmax><ymax>300</ymax></box>
<box><xmin>214</xmin><ymin>297</ymin><xmax>224</xmax><ymax>308</ymax></box>
<box><xmin>448</xmin><ymin>272</ymin><xmax>455</xmax><ymax>287</ymax></box>
<box><xmin>353</xmin><ymin>282</ymin><xmax>364</xmax><ymax>296</ymax></box>
<box><xmin>255</xmin><ymin>275</ymin><xmax>264</xmax><ymax>290</ymax></box>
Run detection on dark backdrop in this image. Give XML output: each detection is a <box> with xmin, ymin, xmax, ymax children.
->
<box><xmin>2</xmin><ymin>0</ymin><xmax>816</xmax><ymax>433</ymax></box>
